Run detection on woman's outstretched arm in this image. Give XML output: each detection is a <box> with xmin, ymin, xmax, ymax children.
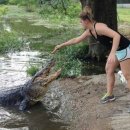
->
<box><xmin>51</xmin><ymin>30</ymin><xmax>91</xmax><ymax>54</ymax></box>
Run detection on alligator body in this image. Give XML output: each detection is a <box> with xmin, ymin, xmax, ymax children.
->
<box><xmin>0</xmin><ymin>60</ymin><xmax>61</xmax><ymax>110</ymax></box>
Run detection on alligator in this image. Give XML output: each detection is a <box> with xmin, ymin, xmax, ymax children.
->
<box><xmin>0</xmin><ymin>60</ymin><xmax>61</xmax><ymax>110</ymax></box>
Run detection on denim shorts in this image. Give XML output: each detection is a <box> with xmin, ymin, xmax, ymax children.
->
<box><xmin>116</xmin><ymin>44</ymin><xmax>130</xmax><ymax>62</ymax></box>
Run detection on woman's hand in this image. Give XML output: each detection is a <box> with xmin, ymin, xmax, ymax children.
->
<box><xmin>107</xmin><ymin>52</ymin><xmax>116</xmax><ymax>64</ymax></box>
<box><xmin>51</xmin><ymin>44</ymin><xmax>62</xmax><ymax>54</ymax></box>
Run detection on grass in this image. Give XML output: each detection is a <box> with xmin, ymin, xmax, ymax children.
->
<box><xmin>0</xmin><ymin>31</ymin><xmax>23</xmax><ymax>54</ymax></box>
<box><xmin>117</xmin><ymin>8</ymin><xmax>130</xmax><ymax>36</ymax></box>
<box><xmin>26</xmin><ymin>65</ymin><xmax>39</xmax><ymax>76</ymax></box>
<box><xmin>117</xmin><ymin>8</ymin><xmax>130</xmax><ymax>23</ymax></box>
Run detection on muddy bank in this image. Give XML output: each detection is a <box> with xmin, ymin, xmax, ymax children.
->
<box><xmin>43</xmin><ymin>74</ymin><xmax>130</xmax><ymax>130</ymax></box>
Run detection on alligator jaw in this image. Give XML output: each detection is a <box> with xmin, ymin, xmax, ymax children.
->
<box><xmin>32</xmin><ymin>59</ymin><xmax>55</xmax><ymax>83</ymax></box>
<box><xmin>41</xmin><ymin>68</ymin><xmax>62</xmax><ymax>86</ymax></box>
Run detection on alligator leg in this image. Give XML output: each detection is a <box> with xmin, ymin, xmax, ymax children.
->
<box><xmin>19</xmin><ymin>98</ymin><xmax>29</xmax><ymax>111</ymax></box>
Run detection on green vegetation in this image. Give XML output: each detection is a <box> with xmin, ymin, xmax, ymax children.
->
<box><xmin>8</xmin><ymin>0</ymin><xmax>18</xmax><ymax>5</ymax></box>
<box><xmin>51</xmin><ymin>7</ymin><xmax>130</xmax><ymax>77</ymax></box>
<box><xmin>0</xmin><ymin>0</ymin><xmax>8</xmax><ymax>4</ymax></box>
<box><xmin>26</xmin><ymin>65</ymin><xmax>39</xmax><ymax>76</ymax></box>
<box><xmin>0</xmin><ymin>31</ymin><xmax>22</xmax><ymax>53</ymax></box>
<box><xmin>8</xmin><ymin>0</ymin><xmax>37</xmax><ymax>12</ymax></box>
<box><xmin>38</xmin><ymin>2</ymin><xmax>81</xmax><ymax>25</ymax></box>
<box><xmin>54</xmin><ymin>43</ymin><xmax>88</xmax><ymax>77</ymax></box>
<box><xmin>117</xmin><ymin>8</ymin><xmax>130</xmax><ymax>36</ymax></box>
<box><xmin>117</xmin><ymin>8</ymin><xmax>130</xmax><ymax>23</ymax></box>
<box><xmin>30</xmin><ymin>27</ymin><xmax>83</xmax><ymax>52</ymax></box>
<box><xmin>0</xmin><ymin>6</ymin><xmax>8</xmax><ymax>16</ymax></box>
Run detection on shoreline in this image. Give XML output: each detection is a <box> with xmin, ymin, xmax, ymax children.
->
<box><xmin>44</xmin><ymin>74</ymin><xmax>130</xmax><ymax>130</ymax></box>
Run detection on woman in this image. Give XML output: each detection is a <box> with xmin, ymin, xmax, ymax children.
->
<box><xmin>51</xmin><ymin>6</ymin><xmax>130</xmax><ymax>105</ymax></box>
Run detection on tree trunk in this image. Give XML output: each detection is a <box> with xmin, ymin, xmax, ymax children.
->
<box><xmin>79</xmin><ymin>0</ymin><xmax>117</xmax><ymax>61</ymax></box>
<box><xmin>80</xmin><ymin>0</ymin><xmax>117</xmax><ymax>30</ymax></box>
<box><xmin>90</xmin><ymin>0</ymin><xmax>117</xmax><ymax>31</ymax></box>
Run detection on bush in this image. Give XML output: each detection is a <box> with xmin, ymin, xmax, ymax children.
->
<box><xmin>26</xmin><ymin>65</ymin><xmax>39</xmax><ymax>76</ymax></box>
<box><xmin>54</xmin><ymin>44</ymin><xmax>88</xmax><ymax>77</ymax></box>
<box><xmin>38</xmin><ymin>2</ymin><xmax>81</xmax><ymax>24</ymax></box>
<box><xmin>67</xmin><ymin>3</ymin><xmax>81</xmax><ymax>18</ymax></box>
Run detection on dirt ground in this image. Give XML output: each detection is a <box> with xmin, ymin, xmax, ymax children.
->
<box><xmin>57</xmin><ymin>74</ymin><xmax>130</xmax><ymax>130</ymax></box>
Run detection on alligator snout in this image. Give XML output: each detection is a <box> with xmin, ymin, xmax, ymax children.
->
<box><xmin>20</xmin><ymin>60</ymin><xmax>62</xmax><ymax>110</ymax></box>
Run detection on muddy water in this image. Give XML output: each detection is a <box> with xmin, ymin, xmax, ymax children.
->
<box><xmin>0</xmin><ymin>105</ymin><xmax>66</xmax><ymax>130</ymax></box>
<box><xmin>0</xmin><ymin>51</ymin><xmax>67</xmax><ymax>130</ymax></box>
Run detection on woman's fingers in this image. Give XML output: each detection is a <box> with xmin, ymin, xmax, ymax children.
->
<box><xmin>51</xmin><ymin>48</ymin><xmax>57</xmax><ymax>54</ymax></box>
<box><xmin>51</xmin><ymin>47</ymin><xmax>58</xmax><ymax>54</ymax></box>
<box><xmin>51</xmin><ymin>45</ymin><xmax>60</xmax><ymax>54</ymax></box>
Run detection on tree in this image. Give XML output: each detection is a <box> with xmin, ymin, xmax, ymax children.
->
<box><xmin>79</xmin><ymin>0</ymin><xmax>117</xmax><ymax>61</ymax></box>
<box><xmin>38</xmin><ymin>0</ymin><xmax>69</xmax><ymax>14</ymax></box>
<box><xmin>90</xmin><ymin>0</ymin><xmax>117</xmax><ymax>30</ymax></box>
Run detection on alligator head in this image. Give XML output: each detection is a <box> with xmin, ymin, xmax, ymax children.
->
<box><xmin>19</xmin><ymin>59</ymin><xmax>61</xmax><ymax>110</ymax></box>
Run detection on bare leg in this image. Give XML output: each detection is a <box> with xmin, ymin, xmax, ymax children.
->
<box><xmin>120</xmin><ymin>59</ymin><xmax>130</xmax><ymax>112</ymax></box>
<box><xmin>120</xmin><ymin>59</ymin><xmax>130</xmax><ymax>90</ymax></box>
<box><xmin>105</xmin><ymin>57</ymin><xmax>119</xmax><ymax>95</ymax></box>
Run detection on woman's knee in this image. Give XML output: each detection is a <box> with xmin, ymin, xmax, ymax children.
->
<box><xmin>105</xmin><ymin>60</ymin><xmax>119</xmax><ymax>74</ymax></box>
<box><xmin>105</xmin><ymin>64</ymin><xmax>115</xmax><ymax>75</ymax></box>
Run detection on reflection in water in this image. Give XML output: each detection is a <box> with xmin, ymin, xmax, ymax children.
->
<box><xmin>0</xmin><ymin>103</ymin><xmax>66</xmax><ymax>130</ymax></box>
<box><xmin>0</xmin><ymin>107</ymin><xmax>28</xmax><ymax>129</ymax></box>
<box><xmin>2</xmin><ymin>17</ymin><xmax>55</xmax><ymax>36</ymax></box>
